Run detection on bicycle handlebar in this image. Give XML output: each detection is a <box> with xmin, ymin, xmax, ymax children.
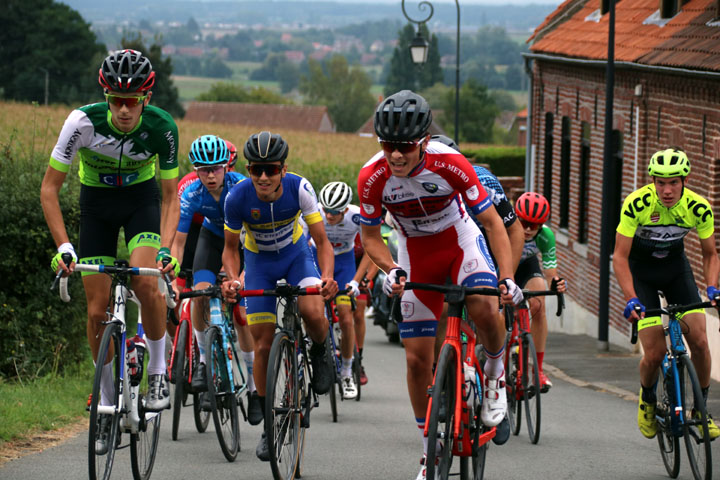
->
<box><xmin>629</xmin><ymin>300</ymin><xmax>716</xmax><ymax>345</ymax></box>
<box><xmin>52</xmin><ymin>253</ymin><xmax>177</xmax><ymax>309</ymax></box>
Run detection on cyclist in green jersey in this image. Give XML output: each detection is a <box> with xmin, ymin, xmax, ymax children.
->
<box><xmin>613</xmin><ymin>148</ymin><xmax>720</xmax><ymax>440</ymax></box>
<box><xmin>514</xmin><ymin>192</ymin><xmax>566</xmax><ymax>391</ymax></box>
<box><xmin>41</xmin><ymin>49</ymin><xmax>180</xmax><ymax>416</ymax></box>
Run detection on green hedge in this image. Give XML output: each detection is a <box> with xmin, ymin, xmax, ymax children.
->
<box><xmin>461</xmin><ymin>146</ymin><xmax>526</xmax><ymax>177</ymax></box>
<box><xmin>0</xmin><ymin>139</ymin><xmax>87</xmax><ymax>380</ymax></box>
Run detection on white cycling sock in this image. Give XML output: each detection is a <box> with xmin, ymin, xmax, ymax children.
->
<box><xmin>417</xmin><ymin>417</ymin><xmax>427</xmax><ymax>455</ymax></box>
<box><xmin>483</xmin><ymin>346</ymin><xmax>505</xmax><ymax>379</ymax></box>
<box><xmin>241</xmin><ymin>350</ymin><xmax>255</xmax><ymax>392</ymax></box>
<box><xmin>194</xmin><ymin>328</ymin><xmax>206</xmax><ymax>364</ymax></box>
<box><xmin>145</xmin><ymin>336</ymin><xmax>167</xmax><ymax>376</ymax></box>
<box><xmin>99</xmin><ymin>361</ymin><xmax>115</xmax><ymax>407</ymax></box>
<box><xmin>341</xmin><ymin>357</ymin><xmax>353</xmax><ymax>378</ymax></box>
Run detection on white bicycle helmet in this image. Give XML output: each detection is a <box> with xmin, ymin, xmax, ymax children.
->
<box><xmin>319</xmin><ymin>181</ymin><xmax>353</xmax><ymax>211</ymax></box>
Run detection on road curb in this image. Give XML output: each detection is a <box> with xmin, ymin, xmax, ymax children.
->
<box><xmin>544</xmin><ymin>363</ymin><xmax>639</xmax><ymax>402</ymax></box>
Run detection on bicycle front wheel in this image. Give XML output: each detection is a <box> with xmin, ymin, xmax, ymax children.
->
<box><xmin>503</xmin><ymin>339</ymin><xmax>521</xmax><ymax>436</ymax></box>
<box><xmin>427</xmin><ymin>343</ymin><xmax>457</xmax><ymax>480</ymax></box>
<box><xmin>352</xmin><ymin>347</ymin><xmax>362</xmax><ymax>402</ymax></box>
<box><xmin>192</xmin><ymin>338</ymin><xmax>210</xmax><ymax>433</ymax></box>
<box><xmin>207</xmin><ymin>326</ymin><xmax>240</xmax><ymax>462</ymax></box>
<box><xmin>130</xmin><ymin>399</ymin><xmax>162</xmax><ymax>480</ymax></box>
<box><xmin>521</xmin><ymin>333</ymin><xmax>541</xmax><ymax>444</ymax></box>
<box><xmin>266</xmin><ymin>332</ymin><xmax>301</xmax><ymax>480</ymax></box>
<box><xmin>171</xmin><ymin>319</ymin><xmax>189</xmax><ymax>441</ymax></box>
<box><xmin>88</xmin><ymin>323</ymin><xmax>121</xmax><ymax>480</ymax></box>
<box><xmin>656</xmin><ymin>366</ymin><xmax>680</xmax><ymax>478</ymax></box>
<box><xmin>680</xmin><ymin>354</ymin><xmax>712</xmax><ymax>480</ymax></box>
<box><xmin>326</xmin><ymin>334</ymin><xmax>338</xmax><ymax>423</ymax></box>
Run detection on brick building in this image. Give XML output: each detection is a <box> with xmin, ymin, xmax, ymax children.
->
<box><xmin>525</xmin><ymin>0</ymin><xmax>720</xmax><ymax>360</ymax></box>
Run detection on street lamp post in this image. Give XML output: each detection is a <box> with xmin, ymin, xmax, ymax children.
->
<box><xmin>401</xmin><ymin>0</ymin><xmax>460</xmax><ymax>145</ymax></box>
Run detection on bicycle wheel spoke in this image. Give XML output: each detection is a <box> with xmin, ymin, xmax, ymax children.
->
<box><xmin>522</xmin><ymin>334</ymin><xmax>541</xmax><ymax>444</ymax></box>
<box><xmin>207</xmin><ymin>327</ymin><xmax>240</xmax><ymax>462</ymax></box>
<box><xmin>680</xmin><ymin>355</ymin><xmax>712</xmax><ymax>480</ymax></box>
<box><xmin>427</xmin><ymin>344</ymin><xmax>456</xmax><ymax>480</ymax></box>
<box><xmin>171</xmin><ymin>320</ymin><xmax>189</xmax><ymax>441</ymax></box>
<box><xmin>656</xmin><ymin>368</ymin><xmax>681</xmax><ymax>478</ymax></box>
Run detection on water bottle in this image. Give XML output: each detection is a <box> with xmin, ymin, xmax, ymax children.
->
<box><xmin>126</xmin><ymin>339</ymin><xmax>140</xmax><ymax>386</ymax></box>
<box><xmin>464</xmin><ymin>362</ymin><xmax>476</xmax><ymax>406</ymax></box>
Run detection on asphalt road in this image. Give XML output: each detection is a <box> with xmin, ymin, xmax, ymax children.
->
<box><xmin>1</xmin><ymin>320</ymin><xmax>719</xmax><ymax>480</ymax></box>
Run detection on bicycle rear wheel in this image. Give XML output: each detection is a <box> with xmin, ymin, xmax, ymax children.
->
<box><xmin>521</xmin><ymin>333</ymin><xmax>541</xmax><ymax>444</ymax></box>
<box><xmin>326</xmin><ymin>334</ymin><xmax>338</xmax><ymax>423</ymax></box>
<box><xmin>130</xmin><ymin>397</ymin><xmax>161</xmax><ymax>480</ymax></box>
<box><xmin>656</xmin><ymin>368</ymin><xmax>680</xmax><ymax>478</ymax></box>
<box><xmin>504</xmin><ymin>339</ymin><xmax>521</xmax><ymax>436</ymax></box>
<box><xmin>352</xmin><ymin>347</ymin><xmax>362</xmax><ymax>402</ymax></box>
<box><xmin>266</xmin><ymin>332</ymin><xmax>301</xmax><ymax>480</ymax></box>
<box><xmin>171</xmin><ymin>319</ymin><xmax>189</xmax><ymax>441</ymax></box>
<box><xmin>427</xmin><ymin>343</ymin><xmax>457</xmax><ymax>480</ymax></box>
<box><xmin>88</xmin><ymin>323</ymin><xmax>121</xmax><ymax>480</ymax></box>
<box><xmin>192</xmin><ymin>338</ymin><xmax>210</xmax><ymax>433</ymax></box>
<box><xmin>207</xmin><ymin>326</ymin><xmax>240</xmax><ymax>462</ymax></box>
<box><xmin>680</xmin><ymin>355</ymin><xmax>712</xmax><ymax>480</ymax></box>
<box><xmin>470</xmin><ymin>361</ymin><xmax>487</xmax><ymax>480</ymax></box>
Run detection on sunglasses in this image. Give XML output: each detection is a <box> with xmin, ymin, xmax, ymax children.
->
<box><xmin>105</xmin><ymin>94</ymin><xmax>147</xmax><ymax>108</ymax></box>
<box><xmin>379</xmin><ymin>137</ymin><xmax>424</xmax><ymax>154</ymax></box>
<box><xmin>195</xmin><ymin>165</ymin><xmax>225</xmax><ymax>176</ymax></box>
<box><xmin>520</xmin><ymin>219</ymin><xmax>542</xmax><ymax>229</ymax></box>
<box><xmin>246</xmin><ymin>164</ymin><xmax>282</xmax><ymax>177</ymax></box>
<box><xmin>325</xmin><ymin>208</ymin><xmax>343</xmax><ymax>216</ymax></box>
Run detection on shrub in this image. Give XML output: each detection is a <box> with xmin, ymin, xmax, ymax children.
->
<box><xmin>0</xmin><ymin>120</ymin><xmax>87</xmax><ymax>380</ymax></box>
<box><xmin>461</xmin><ymin>145</ymin><xmax>526</xmax><ymax>177</ymax></box>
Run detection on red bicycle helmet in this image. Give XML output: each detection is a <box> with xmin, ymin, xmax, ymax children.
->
<box><xmin>225</xmin><ymin>140</ymin><xmax>238</xmax><ymax>169</ymax></box>
<box><xmin>515</xmin><ymin>192</ymin><xmax>550</xmax><ymax>224</ymax></box>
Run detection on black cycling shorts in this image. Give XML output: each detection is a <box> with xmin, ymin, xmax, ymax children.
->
<box><xmin>181</xmin><ymin>221</ymin><xmax>202</xmax><ymax>271</ymax></box>
<box><xmin>192</xmin><ymin>226</ymin><xmax>244</xmax><ymax>286</ymax></box>
<box><xmin>79</xmin><ymin>179</ymin><xmax>160</xmax><ymax>260</ymax></box>
<box><xmin>629</xmin><ymin>254</ymin><xmax>701</xmax><ymax>310</ymax></box>
<box><xmin>515</xmin><ymin>255</ymin><xmax>544</xmax><ymax>288</ymax></box>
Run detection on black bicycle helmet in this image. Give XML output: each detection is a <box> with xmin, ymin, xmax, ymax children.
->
<box><xmin>374</xmin><ymin>90</ymin><xmax>432</xmax><ymax>142</ymax></box>
<box><xmin>99</xmin><ymin>49</ymin><xmax>155</xmax><ymax>93</ymax></box>
<box><xmin>430</xmin><ymin>134</ymin><xmax>460</xmax><ymax>152</ymax></box>
<box><xmin>243</xmin><ymin>131</ymin><xmax>289</xmax><ymax>163</ymax></box>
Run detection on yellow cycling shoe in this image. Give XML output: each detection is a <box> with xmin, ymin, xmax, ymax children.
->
<box><xmin>693</xmin><ymin>410</ymin><xmax>720</xmax><ymax>440</ymax></box>
<box><xmin>637</xmin><ymin>392</ymin><xmax>657</xmax><ymax>439</ymax></box>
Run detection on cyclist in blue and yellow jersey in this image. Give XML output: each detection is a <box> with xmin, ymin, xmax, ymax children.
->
<box><xmin>170</xmin><ymin>135</ymin><xmax>260</xmax><ymax>421</ymax></box>
<box><xmin>221</xmin><ymin>131</ymin><xmax>338</xmax><ymax>461</ymax></box>
<box><xmin>313</xmin><ymin>181</ymin><xmax>374</xmax><ymax>399</ymax></box>
<box><xmin>513</xmin><ymin>192</ymin><xmax>565</xmax><ymax>392</ymax></box>
<box><xmin>41</xmin><ymin>49</ymin><xmax>180</xmax><ymax>429</ymax></box>
<box><xmin>613</xmin><ymin>148</ymin><xmax>720</xmax><ymax>440</ymax></box>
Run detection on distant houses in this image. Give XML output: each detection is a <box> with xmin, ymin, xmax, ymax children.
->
<box><xmin>184</xmin><ymin>101</ymin><xmax>335</xmax><ymax>133</ymax></box>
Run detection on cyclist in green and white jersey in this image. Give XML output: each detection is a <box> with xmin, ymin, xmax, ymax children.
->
<box><xmin>41</xmin><ymin>50</ymin><xmax>180</xmax><ymax>420</ymax></box>
<box><xmin>514</xmin><ymin>192</ymin><xmax>566</xmax><ymax>392</ymax></box>
<box><xmin>613</xmin><ymin>148</ymin><xmax>720</xmax><ymax>440</ymax></box>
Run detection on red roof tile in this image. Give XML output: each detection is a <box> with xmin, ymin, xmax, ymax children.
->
<box><xmin>529</xmin><ymin>0</ymin><xmax>720</xmax><ymax>72</ymax></box>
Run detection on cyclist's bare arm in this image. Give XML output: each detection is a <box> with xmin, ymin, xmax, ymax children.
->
<box><xmin>476</xmin><ymin>206</ymin><xmax>513</xmax><ymax>283</ymax></box>
<box><xmin>307</xmin><ymin>220</ymin><xmax>338</xmax><ymax>298</ymax></box>
<box><xmin>353</xmin><ymin>252</ymin><xmax>373</xmax><ymax>284</ymax></box>
<box><xmin>222</xmin><ymin>229</ymin><xmax>242</xmax><ymax>301</ymax></box>
<box><xmin>543</xmin><ymin>268</ymin><xmax>566</xmax><ymax>293</ymax></box>
<box><xmin>170</xmin><ymin>230</ymin><xmax>188</xmax><ymax>268</ymax></box>
<box><xmin>507</xmin><ymin>218</ymin><xmax>525</xmax><ymax>270</ymax></box>
<box><xmin>361</xmin><ymin>224</ymin><xmax>396</xmax><ymax>274</ymax></box>
<box><xmin>158</xmin><ymin>176</ymin><xmax>180</xmax><ymax>271</ymax></box>
<box><xmin>612</xmin><ymin>232</ymin><xmax>641</xmax><ymax>320</ymax></box>
<box><xmin>699</xmin><ymin>233</ymin><xmax>720</xmax><ymax>292</ymax></box>
<box><xmin>40</xmin><ymin>166</ymin><xmax>74</xmax><ymax>272</ymax></box>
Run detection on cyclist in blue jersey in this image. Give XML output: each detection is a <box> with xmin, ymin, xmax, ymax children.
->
<box><xmin>41</xmin><ymin>50</ymin><xmax>180</xmax><ymax>420</ymax></box>
<box><xmin>170</xmin><ymin>135</ymin><xmax>260</xmax><ymax>420</ymax></box>
<box><xmin>221</xmin><ymin>131</ymin><xmax>338</xmax><ymax>461</ymax></box>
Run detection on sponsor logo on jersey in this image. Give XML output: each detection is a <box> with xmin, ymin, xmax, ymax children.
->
<box><xmin>63</xmin><ymin>128</ymin><xmax>82</xmax><ymax>160</ymax></box>
<box><xmin>401</xmin><ymin>301</ymin><xmax>414</xmax><ymax>318</ymax></box>
<box><xmin>164</xmin><ymin>130</ymin><xmax>176</xmax><ymax>162</ymax></box>
<box><xmin>651</xmin><ymin>212</ymin><xmax>660</xmax><ymax>223</ymax></box>
<box><xmin>351</xmin><ymin>214</ymin><xmax>361</xmax><ymax>225</ymax></box>
<box><xmin>462</xmin><ymin>259</ymin><xmax>479</xmax><ymax>273</ymax></box>
<box><xmin>304</xmin><ymin>181</ymin><xmax>316</xmax><ymax>197</ymax></box>
<box><xmin>362</xmin><ymin>203</ymin><xmax>375</xmax><ymax>215</ymax></box>
<box><xmin>391</xmin><ymin>185</ymin><xmax>403</xmax><ymax>191</ymax></box>
<box><xmin>140</xmin><ymin>132</ymin><xmax>149</xmax><ymax>140</ymax></box>
<box><xmin>361</xmin><ymin>165</ymin><xmax>387</xmax><ymax>198</ymax></box>
<box><xmin>251</xmin><ymin>208</ymin><xmax>261</xmax><ymax>220</ymax></box>
<box><xmin>383</xmin><ymin>191</ymin><xmax>415</xmax><ymax>202</ymax></box>
<box><xmin>422</xmin><ymin>182</ymin><xmax>439</xmax><ymax>193</ymax></box>
<box><xmin>466</xmin><ymin>185</ymin><xmax>479</xmax><ymax>201</ymax></box>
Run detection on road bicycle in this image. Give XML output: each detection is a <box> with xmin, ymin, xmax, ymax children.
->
<box><xmin>233</xmin><ymin>281</ymin><xmax>322</xmax><ymax>480</ymax></box>
<box><xmin>52</xmin><ymin>256</ymin><xmax>176</xmax><ymax>480</ymax></box>
<box><xmin>179</xmin><ymin>281</ymin><xmax>250</xmax><ymax>462</ymax></box>
<box><xmin>504</xmin><ymin>286</ymin><xmax>564</xmax><ymax>445</ymax></box>
<box><xmin>167</xmin><ymin>270</ymin><xmax>210</xmax><ymax>441</ymax></box>
<box><xmin>397</xmin><ymin>280</ymin><xmax>502</xmax><ymax>480</ymax></box>
<box><xmin>325</xmin><ymin>293</ymin><xmax>362</xmax><ymax>422</ymax></box>
<box><xmin>630</xmin><ymin>300</ymin><xmax>715</xmax><ymax>480</ymax></box>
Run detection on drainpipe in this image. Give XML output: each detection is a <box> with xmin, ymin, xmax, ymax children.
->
<box><xmin>633</xmin><ymin>84</ymin><xmax>642</xmax><ymax>190</ymax></box>
<box><xmin>524</xmin><ymin>56</ymin><xmax>534</xmax><ymax>191</ymax></box>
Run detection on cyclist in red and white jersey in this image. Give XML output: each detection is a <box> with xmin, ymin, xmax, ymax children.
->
<box><xmin>358</xmin><ymin>90</ymin><xmax>522</xmax><ymax>480</ymax></box>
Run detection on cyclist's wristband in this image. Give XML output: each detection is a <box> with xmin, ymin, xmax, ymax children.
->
<box><xmin>155</xmin><ymin>247</ymin><xmax>171</xmax><ymax>262</ymax></box>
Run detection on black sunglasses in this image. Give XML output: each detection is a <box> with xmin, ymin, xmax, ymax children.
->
<box><xmin>246</xmin><ymin>164</ymin><xmax>282</xmax><ymax>177</ymax></box>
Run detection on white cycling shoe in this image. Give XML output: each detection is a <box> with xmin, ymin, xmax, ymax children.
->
<box><xmin>341</xmin><ymin>375</ymin><xmax>358</xmax><ymax>400</ymax></box>
<box><xmin>415</xmin><ymin>454</ymin><xmax>440</xmax><ymax>480</ymax></box>
<box><xmin>481</xmin><ymin>372</ymin><xmax>507</xmax><ymax>427</ymax></box>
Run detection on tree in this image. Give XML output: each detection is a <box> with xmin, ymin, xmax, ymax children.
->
<box><xmin>0</xmin><ymin>0</ymin><xmax>107</xmax><ymax>104</ymax></box>
<box><xmin>196</xmin><ymin>82</ymin><xmax>291</xmax><ymax>105</ymax></box>
<box><xmin>384</xmin><ymin>23</ymin><xmax>443</xmax><ymax>96</ymax></box>
<box><xmin>443</xmin><ymin>79</ymin><xmax>498</xmax><ymax>144</ymax></box>
<box><xmin>299</xmin><ymin>55</ymin><xmax>376</xmax><ymax>133</ymax></box>
<box><xmin>121</xmin><ymin>35</ymin><xmax>185</xmax><ymax>119</ymax></box>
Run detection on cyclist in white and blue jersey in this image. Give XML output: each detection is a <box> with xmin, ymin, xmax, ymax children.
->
<box><xmin>170</xmin><ymin>135</ymin><xmax>260</xmax><ymax>419</ymax></box>
<box><xmin>221</xmin><ymin>131</ymin><xmax>338</xmax><ymax>461</ymax></box>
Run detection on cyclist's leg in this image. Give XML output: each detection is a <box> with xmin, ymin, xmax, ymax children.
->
<box><xmin>334</xmin><ymin>250</ymin><xmax>357</xmax><ymax>386</ymax></box>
